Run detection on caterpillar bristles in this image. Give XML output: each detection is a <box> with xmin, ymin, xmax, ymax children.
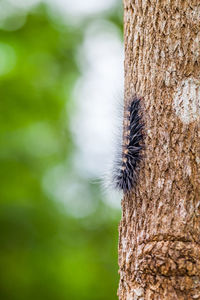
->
<box><xmin>113</xmin><ymin>96</ymin><xmax>144</xmax><ymax>193</ymax></box>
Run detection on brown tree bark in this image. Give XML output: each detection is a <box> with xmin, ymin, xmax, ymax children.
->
<box><xmin>118</xmin><ymin>0</ymin><xmax>200</xmax><ymax>299</ymax></box>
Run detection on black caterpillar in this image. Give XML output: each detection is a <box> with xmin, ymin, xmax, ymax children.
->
<box><xmin>113</xmin><ymin>97</ymin><xmax>144</xmax><ymax>193</ymax></box>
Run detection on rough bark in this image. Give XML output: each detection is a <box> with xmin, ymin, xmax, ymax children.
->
<box><xmin>118</xmin><ymin>0</ymin><xmax>200</xmax><ymax>299</ymax></box>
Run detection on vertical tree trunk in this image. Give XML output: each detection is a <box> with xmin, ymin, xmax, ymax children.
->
<box><xmin>118</xmin><ymin>0</ymin><xmax>200</xmax><ymax>299</ymax></box>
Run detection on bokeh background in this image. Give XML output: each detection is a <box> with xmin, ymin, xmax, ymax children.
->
<box><xmin>0</xmin><ymin>0</ymin><xmax>123</xmax><ymax>299</ymax></box>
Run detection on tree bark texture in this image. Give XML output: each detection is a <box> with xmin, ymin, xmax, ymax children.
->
<box><xmin>119</xmin><ymin>0</ymin><xmax>200</xmax><ymax>299</ymax></box>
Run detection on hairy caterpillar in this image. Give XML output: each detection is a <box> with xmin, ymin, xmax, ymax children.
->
<box><xmin>113</xmin><ymin>97</ymin><xmax>144</xmax><ymax>193</ymax></box>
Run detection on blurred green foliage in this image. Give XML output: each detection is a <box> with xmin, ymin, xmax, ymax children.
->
<box><xmin>0</xmin><ymin>2</ymin><xmax>123</xmax><ymax>300</ymax></box>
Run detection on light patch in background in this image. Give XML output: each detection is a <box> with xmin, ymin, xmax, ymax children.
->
<box><xmin>17</xmin><ymin>122</ymin><xmax>60</xmax><ymax>157</ymax></box>
<box><xmin>72</xmin><ymin>20</ymin><xmax>123</xmax><ymax>178</ymax></box>
<box><xmin>0</xmin><ymin>0</ymin><xmax>117</xmax><ymax>29</ymax></box>
<box><xmin>0</xmin><ymin>43</ymin><xmax>16</xmax><ymax>75</ymax></box>
<box><xmin>0</xmin><ymin>122</ymin><xmax>59</xmax><ymax>159</ymax></box>
<box><xmin>43</xmin><ymin>164</ymin><xmax>98</xmax><ymax>218</ymax></box>
<box><xmin>0</xmin><ymin>0</ymin><xmax>29</xmax><ymax>31</ymax></box>
<box><xmin>46</xmin><ymin>0</ymin><xmax>116</xmax><ymax>17</ymax></box>
<box><xmin>7</xmin><ymin>0</ymin><xmax>40</xmax><ymax>9</ymax></box>
<box><xmin>71</xmin><ymin>20</ymin><xmax>123</xmax><ymax>209</ymax></box>
<box><xmin>173</xmin><ymin>78</ymin><xmax>200</xmax><ymax>124</ymax></box>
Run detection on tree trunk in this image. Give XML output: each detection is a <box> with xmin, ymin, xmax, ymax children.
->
<box><xmin>118</xmin><ymin>0</ymin><xmax>200</xmax><ymax>299</ymax></box>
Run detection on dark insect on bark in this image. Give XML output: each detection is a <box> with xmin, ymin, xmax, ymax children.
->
<box><xmin>113</xmin><ymin>97</ymin><xmax>144</xmax><ymax>193</ymax></box>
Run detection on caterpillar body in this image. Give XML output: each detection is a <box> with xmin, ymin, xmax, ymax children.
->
<box><xmin>113</xmin><ymin>97</ymin><xmax>144</xmax><ymax>193</ymax></box>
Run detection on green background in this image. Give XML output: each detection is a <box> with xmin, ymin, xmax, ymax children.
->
<box><xmin>0</xmin><ymin>1</ymin><xmax>123</xmax><ymax>299</ymax></box>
